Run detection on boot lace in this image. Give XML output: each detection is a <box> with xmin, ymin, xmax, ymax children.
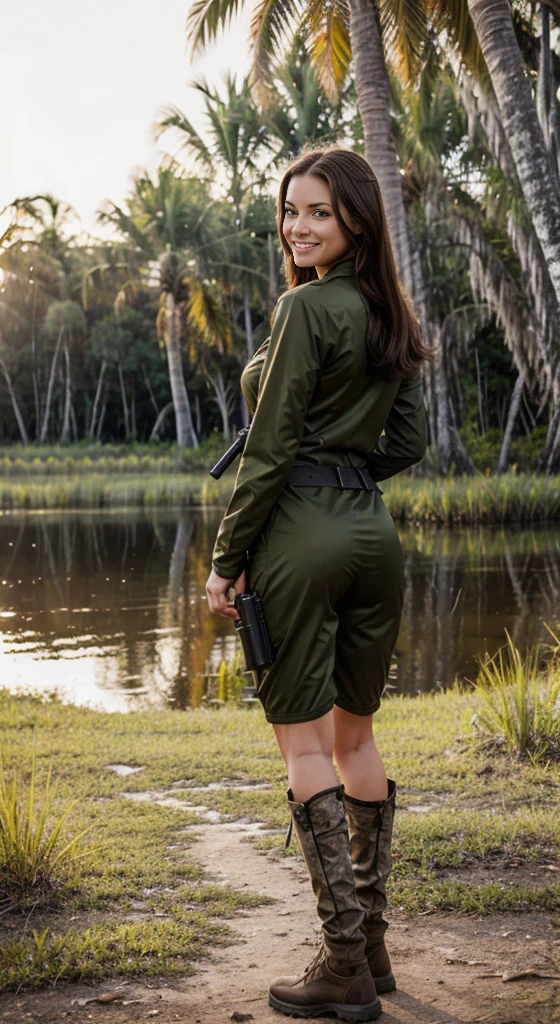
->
<box><xmin>303</xmin><ymin>944</ymin><xmax>327</xmax><ymax>979</ymax></box>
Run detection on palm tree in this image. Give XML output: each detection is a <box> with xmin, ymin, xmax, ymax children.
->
<box><xmin>156</xmin><ymin>73</ymin><xmax>273</xmax><ymax>366</ymax></box>
<box><xmin>98</xmin><ymin>166</ymin><xmax>233</xmax><ymax>449</ymax></box>
<box><xmin>185</xmin><ymin>0</ymin><xmax>420</xmax><ymax>292</ymax></box>
<box><xmin>157</xmin><ymin>74</ymin><xmax>272</xmax><ymax>217</ymax></box>
<box><xmin>466</xmin><ymin>0</ymin><xmax>560</xmax><ymax>307</ymax></box>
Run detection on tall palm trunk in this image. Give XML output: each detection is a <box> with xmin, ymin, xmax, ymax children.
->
<box><xmin>89</xmin><ymin>359</ymin><xmax>107</xmax><ymax>440</ymax></box>
<box><xmin>348</xmin><ymin>0</ymin><xmax>414</xmax><ymax>295</ymax></box>
<box><xmin>149</xmin><ymin>401</ymin><xmax>173</xmax><ymax>442</ymax></box>
<box><xmin>117</xmin><ymin>360</ymin><xmax>131</xmax><ymax>441</ymax></box>
<box><xmin>467</xmin><ymin>0</ymin><xmax>560</xmax><ymax>305</ymax></box>
<box><xmin>496</xmin><ymin>372</ymin><xmax>524</xmax><ymax>474</ymax></box>
<box><xmin>40</xmin><ymin>326</ymin><xmax>64</xmax><ymax>443</ymax></box>
<box><xmin>30</xmin><ymin>286</ymin><xmax>40</xmax><ymax>438</ymax></box>
<box><xmin>60</xmin><ymin>341</ymin><xmax>72</xmax><ymax>445</ymax></box>
<box><xmin>205</xmin><ymin>369</ymin><xmax>231</xmax><ymax>440</ymax></box>
<box><xmin>165</xmin><ymin>293</ymin><xmax>198</xmax><ymax>449</ymax></box>
<box><xmin>537</xmin><ymin>5</ymin><xmax>560</xmax><ymax>185</ymax></box>
<box><xmin>0</xmin><ymin>358</ymin><xmax>29</xmax><ymax>444</ymax></box>
<box><xmin>540</xmin><ymin>404</ymin><xmax>560</xmax><ymax>474</ymax></box>
<box><xmin>433</xmin><ymin>328</ymin><xmax>475</xmax><ymax>475</ymax></box>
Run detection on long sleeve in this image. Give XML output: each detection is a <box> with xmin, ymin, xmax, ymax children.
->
<box><xmin>212</xmin><ymin>290</ymin><xmax>325</xmax><ymax>580</ymax></box>
<box><xmin>367</xmin><ymin>372</ymin><xmax>427</xmax><ymax>482</ymax></box>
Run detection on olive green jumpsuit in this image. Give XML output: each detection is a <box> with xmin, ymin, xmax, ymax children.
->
<box><xmin>212</xmin><ymin>256</ymin><xmax>427</xmax><ymax>724</ymax></box>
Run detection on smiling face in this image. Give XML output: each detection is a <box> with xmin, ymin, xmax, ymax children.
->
<box><xmin>283</xmin><ymin>173</ymin><xmax>361</xmax><ymax>279</ymax></box>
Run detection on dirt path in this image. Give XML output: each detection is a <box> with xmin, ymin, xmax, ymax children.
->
<box><xmin>2</xmin><ymin>819</ymin><xmax>559</xmax><ymax>1024</ymax></box>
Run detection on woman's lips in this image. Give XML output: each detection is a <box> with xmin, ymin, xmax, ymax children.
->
<box><xmin>292</xmin><ymin>242</ymin><xmax>319</xmax><ymax>251</ymax></box>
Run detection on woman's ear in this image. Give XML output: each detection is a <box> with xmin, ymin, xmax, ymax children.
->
<box><xmin>352</xmin><ymin>223</ymin><xmax>363</xmax><ymax>235</ymax></box>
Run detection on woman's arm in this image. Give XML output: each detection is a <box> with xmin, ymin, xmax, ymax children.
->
<box><xmin>367</xmin><ymin>373</ymin><xmax>427</xmax><ymax>482</ymax></box>
<box><xmin>212</xmin><ymin>290</ymin><xmax>324</xmax><ymax>581</ymax></box>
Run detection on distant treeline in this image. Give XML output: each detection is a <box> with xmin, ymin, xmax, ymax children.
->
<box><xmin>2</xmin><ymin>3</ymin><xmax>560</xmax><ymax>474</ymax></box>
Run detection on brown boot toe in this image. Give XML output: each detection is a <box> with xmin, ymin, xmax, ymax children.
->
<box><xmin>269</xmin><ymin>957</ymin><xmax>382</xmax><ymax>1022</ymax></box>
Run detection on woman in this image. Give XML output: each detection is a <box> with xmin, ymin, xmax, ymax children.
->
<box><xmin>206</xmin><ymin>147</ymin><xmax>433</xmax><ymax>1023</ymax></box>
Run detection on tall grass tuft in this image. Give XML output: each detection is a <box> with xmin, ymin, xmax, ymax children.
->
<box><xmin>0</xmin><ymin>743</ymin><xmax>92</xmax><ymax>912</ymax></box>
<box><xmin>472</xmin><ymin>628</ymin><xmax>560</xmax><ymax>760</ymax></box>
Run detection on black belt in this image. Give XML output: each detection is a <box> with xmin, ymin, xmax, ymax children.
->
<box><xmin>288</xmin><ymin>463</ymin><xmax>383</xmax><ymax>493</ymax></box>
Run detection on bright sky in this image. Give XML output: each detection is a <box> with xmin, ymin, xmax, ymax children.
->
<box><xmin>1</xmin><ymin>0</ymin><xmax>253</xmax><ymax>236</ymax></box>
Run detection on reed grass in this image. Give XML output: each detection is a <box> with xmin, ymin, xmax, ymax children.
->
<box><xmin>0</xmin><ymin>469</ymin><xmax>559</xmax><ymax>522</ymax></box>
<box><xmin>0</xmin><ymin>473</ymin><xmax>231</xmax><ymax>510</ymax></box>
<box><xmin>0</xmin><ymin>437</ymin><xmax>225</xmax><ymax>476</ymax></box>
<box><xmin>384</xmin><ymin>471</ymin><xmax>560</xmax><ymax>524</ymax></box>
<box><xmin>0</xmin><ymin>743</ymin><xmax>92</xmax><ymax>912</ymax></box>
<box><xmin>472</xmin><ymin>627</ymin><xmax>560</xmax><ymax>760</ymax></box>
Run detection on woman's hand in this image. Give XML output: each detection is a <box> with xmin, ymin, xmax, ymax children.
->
<box><xmin>206</xmin><ymin>568</ymin><xmax>247</xmax><ymax>620</ymax></box>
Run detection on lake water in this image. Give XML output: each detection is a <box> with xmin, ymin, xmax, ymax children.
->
<box><xmin>1</xmin><ymin>509</ymin><xmax>559</xmax><ymax>712</ymax></box>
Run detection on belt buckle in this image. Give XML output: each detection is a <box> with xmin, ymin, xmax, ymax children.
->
<box><xmin>337</xmin><ymin>466</ymin><xmax>360</xmax><ymax>490</ymax></box>
<box><xmin>356</xmin><ymin>468</ymin><xmax>374</xmax><ymax>491</ymax></box>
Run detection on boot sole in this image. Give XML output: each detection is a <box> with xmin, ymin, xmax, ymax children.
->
<box><xmin>372</xmin><ymin>971</ymin><xmax>396</xmax><ymax>993</ymax></box>
<box><xmin>269</xmin><ymin>993</ymin><xmax>382</xmax><ymax>1022</ymax></box>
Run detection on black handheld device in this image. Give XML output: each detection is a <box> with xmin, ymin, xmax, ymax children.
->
<box><xmin>209</xmin><ymin>428</ymin><xmax>249</xmax><ymax>479</ymax></box>
<box><xmin>234</xmin><ymin>591</ymin><xmax>276</xmax><ymax>672</ymax></box>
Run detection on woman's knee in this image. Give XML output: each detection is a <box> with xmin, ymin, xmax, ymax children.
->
<box><xmin>332</xmin><ymin>706</ymin><xmax>374</xmax><ymax>759</ymax></box>
<box><xmin>273</xmin><ymin>712</ymin><xmax>334</xmax><ymax>764</ymax></box>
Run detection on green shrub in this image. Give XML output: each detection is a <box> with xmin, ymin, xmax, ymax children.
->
<box><xmin>0</xmin><ymin>745</ymin><xmax>92</xmax><ymax>912</ymax></box>
<box><xmin>463</xmin><ymin>426</ymin><xmax>503</xmax><ymax>472</ymax></box>
<box><xmin>472</xmin><ymin>628</ymin><xmax>560</xmax><ymax>761</ymax></box>
<box><xmin>510</xmin><ymin>426</ymin><xmax>548</xmax><ymax>472</ymax></box>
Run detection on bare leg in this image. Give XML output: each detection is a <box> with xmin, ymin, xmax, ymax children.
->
<box><xmin>273</xmin><ymin>710</ymin><xmax>338</xmax><ymax>802</ymax></box>
<box><xmin>333</xmin><ymin>706</ymin><xmax>388</xmax><ymax>801</ymax></box>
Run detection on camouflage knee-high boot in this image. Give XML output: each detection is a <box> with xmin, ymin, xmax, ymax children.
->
<box><xmin>343</xmin><ymin>780</ymin><xmax>397</xmax><ymax>993</ymax></box>
<box><xmin>269</xmin><ymin>785</ymin><xmax>381</xmax><ymax>1022</ymax></box>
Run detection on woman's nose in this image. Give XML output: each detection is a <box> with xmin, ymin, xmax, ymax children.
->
<box><xmin>292</xmin><ymin>220</ymin><xmax>310</xmax><ymax>235</ymax></box>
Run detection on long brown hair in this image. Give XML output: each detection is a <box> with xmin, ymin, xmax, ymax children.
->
<box><xmin>277</xmin><ymin>147</ymin><xmax>433</xmax><ymax>383</ymax></box>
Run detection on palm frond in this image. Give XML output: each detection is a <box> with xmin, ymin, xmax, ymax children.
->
<box><xmin>154</xmin><ymin>105</ymin><xmax>213</xmax><ymax>170</ymax></box>
<box><xmin>96</xmin><ymin>201</ymin><xmax>153</xmax><ymax>255</ymax></box>
<box><xmin>81</xmin><ymin>261</ymin><xmax>131</xmax><ymax>310</ymax></box>
<box><xmin>379</xmin><ymin>0</ymin><xmax>428</xmax><ymax>84</ymax></box>
<box><xmin>427</xmin><ymin>0</ymin><xmax>486</xmax><ymax>80</ymax></box>
<box><xmin>305</xmin><ymin>0</ymin><xmax>351</xmax><ymax>103</ymax></box>
<box><xmin>186</xmin><ymin>0</ymin><xmax>246</xmax><ymax>57</ymax></box>
<box><xmin>249</xmin><ymin>0</ymin><xmax>305</xmax><ymax>106</ymax></box>
<box><xmin>185</xmin><ymin>275</ymin><xmax>233</xmax><ymax>355</ymax></box>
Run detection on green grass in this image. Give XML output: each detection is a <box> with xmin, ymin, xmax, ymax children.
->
<box><xmin>0</xmin><ymin>682</ymin><xmax>559</xmax><ymax>989</ymax></box>
<box><xmin>0</xmin><ymin>918</ymin><xmax>229</xmax><ymax>989</ymax></box>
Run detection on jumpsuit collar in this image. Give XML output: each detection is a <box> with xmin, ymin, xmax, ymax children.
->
<box><xmin>317</xmin><ymin>256</ymin><xmax>357</xmax><ymax>283</ymax></box>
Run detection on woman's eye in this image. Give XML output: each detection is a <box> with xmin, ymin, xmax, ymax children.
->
<box><xmin>284</xmin><ymin>209</ymin><xmax>328</xmax><ymax>218</ymax></box>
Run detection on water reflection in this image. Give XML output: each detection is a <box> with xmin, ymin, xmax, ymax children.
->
<box><xmin>0</xmin><ymin>511</ymin><xmax>559</xmax><ymax>711</ymax></box>
<box><xmin>395</xmin><ymin>526</ymin><xmax>560</xmax><ymax>695</ymax></box>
